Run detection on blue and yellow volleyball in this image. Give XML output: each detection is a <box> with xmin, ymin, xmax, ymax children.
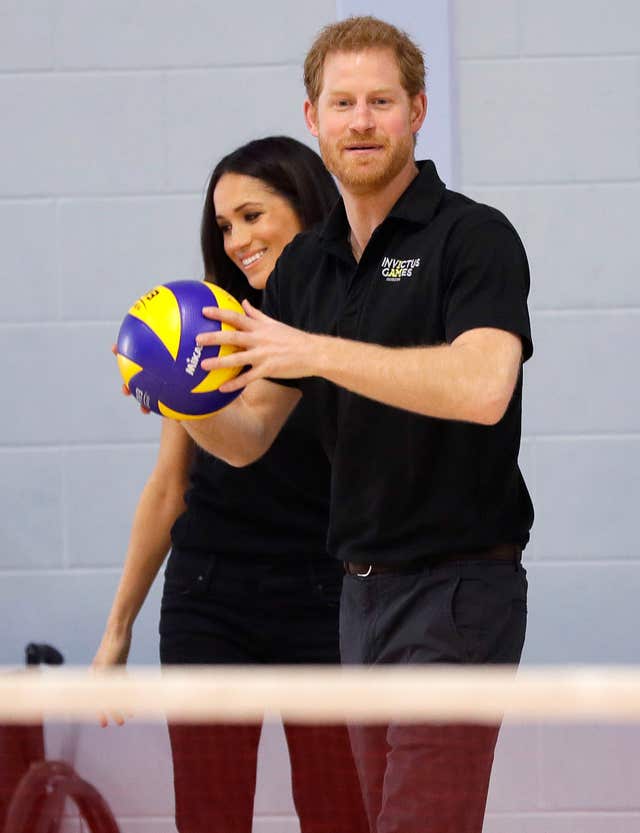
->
<box><xmin>116</xmin><ymin>280</ymin><xmax>244</xmax><ymax>420</ymax></box>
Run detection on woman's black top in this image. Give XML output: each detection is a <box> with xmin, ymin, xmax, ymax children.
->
<box><xmin>170</xmin><ymin>393</ymin><xmax>338</xmax><ymax>584</ymax></box>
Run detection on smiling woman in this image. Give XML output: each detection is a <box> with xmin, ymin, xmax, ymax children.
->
<box><xmin>92</xmin><ymin>136</ymin><xmax>371</xmax><ymax>833</ymax></box>
<box><xmin>213</xmin><ymin>173</ymin><xmax>303</xmax><ymax>290</ymax></box>
<box><xmin>200</xmin><ymin>135</ymin><xmax>338</xmax><ymax>303</ymax></box>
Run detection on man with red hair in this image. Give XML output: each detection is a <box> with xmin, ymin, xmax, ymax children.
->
<box><xmin>184</xmin><ymin>16</ymin><xmax>533</xmax><ymax>833</ymax></box>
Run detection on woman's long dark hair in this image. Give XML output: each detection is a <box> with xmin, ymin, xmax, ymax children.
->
<box><xmin>201</xmin><ymin>136</ymin><xmax>338</xmax><ymax>305</ymax></box>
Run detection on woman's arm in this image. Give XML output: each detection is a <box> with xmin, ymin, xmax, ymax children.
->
<box><xmin>92</xmin><ymin>419</ymin><xmax>194</xmax><ymax>670</ymax></box>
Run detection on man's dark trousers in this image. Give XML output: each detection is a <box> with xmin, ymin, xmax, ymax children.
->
<box><xmin>340</xmin><ymin>557</ymin><xmax>528</xmax><ymax>833</ymax></box>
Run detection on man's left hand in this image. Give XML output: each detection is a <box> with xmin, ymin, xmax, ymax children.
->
<box><xmin>197</xmin><ymin>299</ymin><xmax>318</xmax><ymax>392</ymax></box>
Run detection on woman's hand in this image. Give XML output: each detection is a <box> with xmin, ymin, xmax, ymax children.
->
<box><xmin>91</xmin><ymin>629</ymin><xmax>133</xmax><ymax>727</ymax></box>
<box><xmin>112</xmin><ymin>343</ymin><xmax>150</xmax><ymax>414</ymax></box>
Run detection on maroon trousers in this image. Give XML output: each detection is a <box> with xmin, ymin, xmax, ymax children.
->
<box><xmin>168</xmin><ymin>722</ymin><xmax>368</xmax><ymax>833</ymax></box>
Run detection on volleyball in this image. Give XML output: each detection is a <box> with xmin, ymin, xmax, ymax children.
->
<box><xmin>116</xmin><ymin>280</ymin><xmax>244</xmax><ymax>420</ymax></box>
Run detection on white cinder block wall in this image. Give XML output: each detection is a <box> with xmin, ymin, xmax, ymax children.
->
<box><xmin>1</xmin><ymin>2</ymin><xmax>640</xmax><ymax>831</ymax></box>
<box><xmin>454</xmin><ymin>0</ymin><xmax>640</xmax><ymax>667</ymax></box>
<box><xmin>0</xmin><ymin>0</ymin><xmax>336</xmax><ymax>665</ymax></box>
<box><xmin>455</xmin><ymin>5</ymin><xmax>640</xmax><ymax>830</ymax></box>
<box><xmin>3</xmin><ymin>0</ymin><xmax>637</xmax><ymax>668</ymax></box>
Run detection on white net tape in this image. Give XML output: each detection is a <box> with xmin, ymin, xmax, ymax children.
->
<box><xmin>1</xmin><ymin>665</ymin><xmax>639</xmax><ymax>724</ymax></box>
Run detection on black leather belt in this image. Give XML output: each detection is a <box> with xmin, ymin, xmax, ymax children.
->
<box><xmin>343</xmin><ymin>543</ymin><xmax>522</xmax><ymax>577</ymax></box>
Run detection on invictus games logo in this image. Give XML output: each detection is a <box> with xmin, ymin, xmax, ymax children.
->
<box><xmin>380</xmin><ymin>256</ymin><xmax>421</xmax><ymax>281</ymax></box>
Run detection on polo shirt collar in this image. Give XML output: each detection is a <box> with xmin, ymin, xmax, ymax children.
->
<box><xmin>317</xmin><ymin>198</ymin><xmax>349</xmax><ymax>244</ymax></box>
<box><xmin>317</xmin><ymin>159</ymin><xmax>446</xmax><ymax>246</ymax></box>
<box><xmin>389</xmin><ymin>160</ymin><xmax>446</xmax><ymax>225</ymax></box>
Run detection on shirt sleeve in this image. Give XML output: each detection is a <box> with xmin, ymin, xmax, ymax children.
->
<box><xmin>442</xmin><ymin>215</ymin><xmax>533</xmax><ymax>362</ymax></box>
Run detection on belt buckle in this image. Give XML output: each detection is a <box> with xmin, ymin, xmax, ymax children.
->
<box><xmin>355</xmin><ymin>564</ymin><xmax>373</xmax><ymax>577</ymax></box>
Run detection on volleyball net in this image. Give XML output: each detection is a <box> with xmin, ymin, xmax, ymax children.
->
<box><xmin>2</xmin><ymin>665</ymin><xmax>639</xmax><ymax>833</ymax></box>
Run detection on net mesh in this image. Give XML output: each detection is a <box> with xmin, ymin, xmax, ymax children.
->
<box><xmin>1</xmin><ymin>667</ymin><xmax>639</xmax><ymax>833</ymax></box>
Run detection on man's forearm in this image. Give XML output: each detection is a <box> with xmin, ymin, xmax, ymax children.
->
<box><xmin>180</xmin><ymin>394</ymin><xmax>265</xmax><ymax>466</ymax></box>
<box><xmin>311</xmin><ymin>328</ymin><xmax>522</xmax><ymax>425</ymax></box>
<box><xmin>196</xmin><ymin>302</ymin><xmax>521</xmax><ymax>425</ymax></box>
<box><xmin>181</xmin><ymin>379</ymin><xmax>301</xmax><ymax>466</ymax></box>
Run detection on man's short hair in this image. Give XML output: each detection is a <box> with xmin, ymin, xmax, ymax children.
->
<box><xmin>304</xmin><ymin>16</ymin><xmax>426</xmax><ymax>105</ymax></box>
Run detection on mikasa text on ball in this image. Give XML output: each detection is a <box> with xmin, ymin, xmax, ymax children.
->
<box><xmin>116</xmin><ymin>280</ymin><xmax>244</xmax><ymax>419</ymax></box>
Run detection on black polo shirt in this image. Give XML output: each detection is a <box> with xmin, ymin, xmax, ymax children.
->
<box><xmin>263</xmin><ymin>160</ymin><xmax>534</xmax><ymax>564</ymax></box>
